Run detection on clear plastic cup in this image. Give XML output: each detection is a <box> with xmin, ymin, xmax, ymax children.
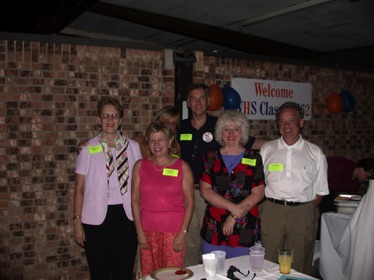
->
<box><xmin>249</xmin><ymin>246</ymin><xmax>265</xmax><ymax>272</ymax></box>
<box><xmin>211</xmin><ymin>250</ymin><xmax>226</xmax><ymax>273</ymax></box>
<box><xmin>202</xmin><ymin>253</ymin><xmax>218</xmax><ymax>279</ymax></box>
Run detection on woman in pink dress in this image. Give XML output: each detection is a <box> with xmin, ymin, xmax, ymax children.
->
<box><xmin>131</xmin><ymin>122</ymin><xmax>194</xmax><ymax>276</ymax></box>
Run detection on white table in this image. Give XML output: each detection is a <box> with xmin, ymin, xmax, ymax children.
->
<box><xmin>319</xmin><ymin>180</ymin><xmax>374</xmax><ymax>280</ymax></box>
<box><xmin>319</xmin><ymin>212</ymin><xmax>350</xmax><ymax>280</ymax></box>
<box><xmin>187</xmin><ymin>255</ymin><xmax>317</xmax><ymax>280</ymax></box>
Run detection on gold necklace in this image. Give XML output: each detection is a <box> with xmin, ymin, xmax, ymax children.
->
<box><xmin>152</xmin><ymin>157</ymin><xmax>172</xmax><ymax>172</ymax></box>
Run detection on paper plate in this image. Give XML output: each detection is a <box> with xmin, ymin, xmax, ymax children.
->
<box><xmin>335</xmin><ymin>202</ymin><xmax>359</xmax><ymax>207</ymax></box>
<box><xmin>334</xmin><ymin>194</ymin><xmax>361</xmax><ymax>203</ymax></box>
<box><xmin>150</xmin><ymin>267</ymin><xmax>193</xmax><ymax>280</ymax></box>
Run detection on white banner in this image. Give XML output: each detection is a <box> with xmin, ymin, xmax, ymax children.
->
<box><xmin>231</xmin><ymin>78</ymin><xmax>312</xmax><ymax>120</ymax></box>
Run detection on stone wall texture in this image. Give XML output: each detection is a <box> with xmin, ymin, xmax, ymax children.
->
<box><xmin>0</xmin><ymin>39</ymin><xmax>373</xmax><ymax>279</ymax></box>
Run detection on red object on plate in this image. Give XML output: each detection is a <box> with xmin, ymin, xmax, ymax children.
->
<box><xmin>175</xmin><ymin>269</ymin><xmax>187</xmax><ymax>275</ymax></box>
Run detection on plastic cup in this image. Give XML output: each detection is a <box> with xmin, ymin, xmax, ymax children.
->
<box><xmin>249</xmin><ymin>246</ymin><xmax>265</xmax><ymax>272</ymax></box>
<box><xmin>202</xmin><ymin>253</ymin><xmax>218</xmax><ymax>279</ymax></box>
<box><xmin>211</xmin><ymin>250</ymin><xmax>226</xmax><ymax>273</ymax></box>
<box><xmin>278</xmin><ymin>248</ymin><xmax>293</xmax><ymax>274</ymax></box>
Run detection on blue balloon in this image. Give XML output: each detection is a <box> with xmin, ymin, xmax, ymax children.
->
<box><xmin>340</xmin><ymin>89</ymin><xmax>356</xmax><ymax>113</ymax></box>
<box><xmin>222</xmin><ymin>86</ymin><xmax>242</xmax><ymax>110</ymax></box>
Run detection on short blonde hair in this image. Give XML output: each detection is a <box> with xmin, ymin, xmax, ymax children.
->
<box><xmin>144</xmin><ymin>122</ymin><xmax>172</xmax><ymax>144</ymax></box>
<box><xmin>144</xmin><ymin>122</ymin><xmax>180</xmax><ymax>156</ymax></box>
<box><xmin>214</xmin><ymin>110</ymin><xmax>250</xmax><ymax>146</ymax></box>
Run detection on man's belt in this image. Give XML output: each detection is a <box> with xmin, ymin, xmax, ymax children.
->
<box><xmin>266</xmin><ymin>197</ymin><xmax>309</xmax><ymax>206</ymax></box>
<box><xmin>194</xmin><ymin>184</ymin><xmax>200</xmax><ymax>190</ymax></box>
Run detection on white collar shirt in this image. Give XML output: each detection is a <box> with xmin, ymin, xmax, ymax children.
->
<box><xmin>260</xmin><ymin>136</ymin><xmax>329</xmax><ymax>202</ymax></box>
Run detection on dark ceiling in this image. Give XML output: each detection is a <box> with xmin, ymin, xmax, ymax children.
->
<box><xmin>1</xmin><ymin>0</ymin><xmax>374</xmax><ymax>71</ymax></box>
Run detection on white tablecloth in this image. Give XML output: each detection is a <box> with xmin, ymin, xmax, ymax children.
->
<box><xmin>187</xmin><ymin>255</ymin><xmax>317</xmax><ymax>280</ymax></box>
<box><xmin>320</xmin><ymin>179</ymin><xmax>374</xmax><ymax>280</ymax></box>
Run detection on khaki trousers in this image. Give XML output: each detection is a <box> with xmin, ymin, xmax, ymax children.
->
<box><xmin>260</xmin><ymin>200</ymin><xmax>318</xmax><ymax>276</ymax></box>
<box><xmin>183</xmin><ymin>189</ymin><xmax>206</xmax><ymax>267</ymax></box>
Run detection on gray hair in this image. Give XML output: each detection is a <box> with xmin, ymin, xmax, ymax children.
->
<box><xmin>276</xmin><ymin>102</ymin><xmax>303</xmax><ymax>122</ymax></box>
<box><xmin>214</xmin><ymin>110</ymin><xmax>250</xmax><ymax>146</ymax></box>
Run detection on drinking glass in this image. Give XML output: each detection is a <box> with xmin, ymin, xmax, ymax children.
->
<box><xmin>211</xmin><ymin>250</ymin><xmax>226</xmax><ymax>273</ymax></box>
<box><xmin>249</xmin><ymin>246</ymin><xmax>265</xmax><ymax>272</ymax></box>
<box><xmin>278</xmin><ymin>248</ymin><xmax>293</xmax><ymax>274</ymax></box>
<box><xmin>202</xmin><ymin>253</ymin><xmax>218</xmax><ymax>279</ymax></box>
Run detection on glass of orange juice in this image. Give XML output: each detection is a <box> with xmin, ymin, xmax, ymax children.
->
<box><xmin>278</xmin><ymin>248</ymin><xmax>293</xmax><ymax>274</ymax></box>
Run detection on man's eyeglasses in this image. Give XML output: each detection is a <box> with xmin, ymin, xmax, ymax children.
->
<box><xmin>191</xmin><ymin>142</ymin><xmax>199</xmax><ymax>160</ymax></box>
<box><xmin>100</xmin><ymin>113</ymin><xmax>120</xmax><ymax>120</ymax></box>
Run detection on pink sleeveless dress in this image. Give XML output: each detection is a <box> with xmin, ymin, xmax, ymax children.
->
<box><xmin>139</xmin><ymin>157</ymin><xmax>186</xmax><ymax>275</ymax></box>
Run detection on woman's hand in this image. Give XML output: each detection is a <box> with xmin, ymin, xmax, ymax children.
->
<box><xmin>173</xmin><ymin>231</ymin><xmax>186</xmax><ymax>252</ymax></box>
<box><xmin>73</xmin><ymin>219</ymin><xmax>85</xmax><ymax>247</ymax></box>
<box><xmin>76</xmin><ymin>139</ymin><xmax>89</xmax><ymax>155</ymax></box>
<box><xmin>137</xmin><ymin>232</ymin><xmax>149</xmax><ymax>250</ymax></box>
<box><xmin>230</xmin><ymin>204</ymin><xmax>247</xmax><ymax>219</ymax></box>
<box><xmin>222</xmin><ymin>215</ymin><xmax>236</xmax><ymax>236</ymax></box>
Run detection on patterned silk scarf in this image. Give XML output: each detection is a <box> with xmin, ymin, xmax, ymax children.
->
<box><xmin>99</xmin><ymin>130</ymin><xmax>129</xmax><ymax>195</ymax></box>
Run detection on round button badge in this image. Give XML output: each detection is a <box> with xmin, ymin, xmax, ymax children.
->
<box><xmin>203</xmin><ymin>132</ymin><xmax>213</xmax><ymax>143</ymax></box>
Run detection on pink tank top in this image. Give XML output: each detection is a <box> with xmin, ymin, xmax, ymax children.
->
<box><xmin>139</xmin><ymin>157</ymin><xmax>185</xmax><ymax>232</ymax></box>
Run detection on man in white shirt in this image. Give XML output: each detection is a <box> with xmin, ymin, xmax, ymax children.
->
<box><xmin>260</xmin><ymin>102</ymin><xmax>329</xmax><ymax>276</ymax></box>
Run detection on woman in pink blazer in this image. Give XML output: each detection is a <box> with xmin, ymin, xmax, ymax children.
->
<box><xmin>73</xmin><ymin>96</ymin><xmax>142</xmax><ymax>280</ymax></box>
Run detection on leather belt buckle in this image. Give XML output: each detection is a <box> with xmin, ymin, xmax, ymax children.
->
<box><xmin>266</xmin><ymin>197</ymin><xmax>307</xmax><ymax>206</ymax></box>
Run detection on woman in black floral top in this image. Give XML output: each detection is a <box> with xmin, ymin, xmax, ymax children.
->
<box><xmin>200</xmin><ymin>110</ymin><xmax>265</xmax><ymax>258</ymax></box>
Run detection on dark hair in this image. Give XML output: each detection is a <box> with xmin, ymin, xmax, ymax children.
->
<box><xmin>97</xmin><ymin>96</ymin><xmax>123</xmax><ymax>118</ymax></box>
<box><xmin>186</xmin><ymin>83</ymin><xmax>210</xmax><ymax>99</ymax></box>
<box><xmin>276</xmin><ymin>102</ymin><xmax>303</xmax><ymax>122</ymax></box>
<box><xmin>356</xmin><ymin>158</ymin><xmax>374</xmax><ymax>172</ymax></box>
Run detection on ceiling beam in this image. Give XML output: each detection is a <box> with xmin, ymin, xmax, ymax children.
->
<box><xmin>0</xmin><ymin>0</ymin><xmax>99</xmax><ymax>33</ymax></box>
<box><xmin>322</xmin><ymin>45</ymin><xmax>374</xmax><ymax>69</ymax></box>
<box><xmin>55</xmin><ymin>0</ymin><xmax>100</xmax><ymax>32</ymax></box>
<box><xmin>90</xmin><ymin>2</ymin><xmax>321</xmax><ymax>62</ymax></box>
<box><xmin>237</xmin><ymin>0</ymin><xmax>336</xmax><ymax>28</ymax></box>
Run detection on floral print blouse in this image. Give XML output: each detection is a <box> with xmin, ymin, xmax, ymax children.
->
<box><xmin>200</xmin><ymin>149</ymin><xmax>265</xmax><ymax>248</ymax></box>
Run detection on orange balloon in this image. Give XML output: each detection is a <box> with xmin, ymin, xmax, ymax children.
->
<box><xmin>208</xmin><ymin>84</ymin><xmax>224</xmax><ymax>111</ymax></box>
<box><xmin>326</xmin><ymin>92</ymin><xmax>344</xmax><ymax>114</ymax></box>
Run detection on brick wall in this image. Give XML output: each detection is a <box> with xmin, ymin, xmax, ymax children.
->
<box><xmin>198</xmin><ymin>56</ymin><xmax>374</xmax><ymax>157</ymax></box>
<box><xmin>0</xmin><ymin>40</ymin><xmax>174</xmax><ymax>279</ymax></box>
<box><xmin>0</xmin><ymin>39</ymin><xmax>373</xmax><ymax>279</ymax></box>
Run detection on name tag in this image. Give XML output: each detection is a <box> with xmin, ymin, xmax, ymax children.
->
<box><xmin>89</xmin><ymin>145</ymin><xmax>103</xmax><ymax>154</ymax></box>
<box><xmin>242</xmin><ymin>158</ymin><xmax>256</xmax><ymax>166</ymax></box>
<box><xmin>269</xmin><ymin>163</ymin><xmax>283</xmax><ymax>172</ymax></box>
<box><xmin>180</xmin><ymin>134</ymin><xmax>192</xmax><ymax>141</ymax></box>
<box><xmin>163</xmin><ymin>168</ymin><xmax>179</xmax><ymax>177</ymax></box>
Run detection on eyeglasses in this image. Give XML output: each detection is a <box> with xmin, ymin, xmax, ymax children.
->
<box><xmin>227</xmin><ymin>265</ymin><xmax>250</xmax><ymax>280</ymax></box>
<box><xmin>191</xmin><ymin>142</ymin><xmax>199</xmax><ymax>160</ymax></box>
<box><xmin>100</xmin><ymin>113</ymin><xmax>120</xmax><ymax>120</ymax></box>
